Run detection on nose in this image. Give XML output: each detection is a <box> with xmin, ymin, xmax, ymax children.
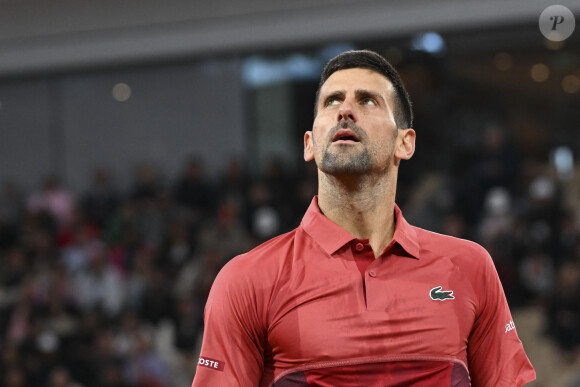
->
<box><xmin>337</xmin><ymin>100</ymin><xmax>357</xmax><ymax>122</ymax></box>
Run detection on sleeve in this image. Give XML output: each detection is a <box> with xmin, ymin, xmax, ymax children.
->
<box><xmin>191</xmin><ymin>257</ymin><xmax>266</xmax><ymax>387</ymax></box>
<box><xmin>467</xmin><ymin>247</ymin><xmax>536</xmax><ymax>387</ymax></box>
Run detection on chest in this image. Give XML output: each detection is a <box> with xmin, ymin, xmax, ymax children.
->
<box><xmin>266</xmin><ymin>254</ymin><xmax>477</xmax><ymax>367</ymax></box>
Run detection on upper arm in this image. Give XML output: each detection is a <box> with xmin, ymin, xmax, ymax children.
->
<box><xmin>467</xmin><ymin>248</ymin><xmax>535</xmax><ymax>386</ymax></box>
<box><xmin>191</xmin><ymin>260</ymin><xmax>266</xmax><ymax>386</ymax></box>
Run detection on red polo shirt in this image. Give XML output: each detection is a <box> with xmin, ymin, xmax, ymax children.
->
<box><xmin>192</xmin><ymin>197</ymin><xmax>535</xmax><ymax>386</ymax></box>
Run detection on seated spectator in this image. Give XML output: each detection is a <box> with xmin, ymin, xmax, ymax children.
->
<box><xmin>173</xmin><ymin>294</ymin><xmax>202</xmax><ymax>354</ymax></box>
<box><xmin>130</xmin><ymin>163</ymin><xmax>163</xmax><ymax>202</ymax></box>
<box><xmin>60</xmin><ymin>225</ymin><xmax>104</xmax><ymax>276</ymax></box>
<box><xmin>546</xmin><ymin>259</ymin><xmax>580</xmax><ymax>358</ymax></box>
<box><xmin>124</xmin><ymin>332</ymin><xmax>170</xmax><ymax>387</ymax></box>
<box><xmin>198</xmin><ymin>202</ymin><xmax>252</xmax><ymax>259</ymax></box>
<box><xmin>82</xmin><ymin>168</ymin><xmax>120</xmax><ymax>229</ymax></box>
<box><xmin>216</xmin><ymin>158</ymin><xmax>249</xmax><ymax>217</ymax></box>
<box><xmin>173</xmin><ymin>158</ymin><xmax>215</xmax><ymax>223</ymax></box>
<box><xmin>74</xmin><ymin>250</ymin><xmax>125</xmax><ymax>318</ymax></box>
<box><xmin>47</xmin><ymin>366</ymin><xmax>83</xmax><ymax>387</ymax></box>
<box><xmin>27</xmin><ymin>177</ymin><xmax>76</xmax><ymax>229</ymax></box>
<box><xmin>0</xmin><ymin>180</ymin><xmax>24</xmax><ymax>250</ymax></box>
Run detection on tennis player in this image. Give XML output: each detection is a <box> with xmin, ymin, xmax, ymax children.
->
<box><xmin>192</xmin><ymin>50</ymin><xmax>535</xmax><ymax>386</ymax></box>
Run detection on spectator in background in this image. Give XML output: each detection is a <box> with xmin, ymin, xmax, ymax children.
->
<box><xmin>291</xmin><ymin>162</ymin><xmax>318</xmax><ymax>225</ymax></box>
<box><xmin>60</xmin><ymin>223</ymin><xmax>104</xmax><ymax>276</ymax></box>
<box><xmin>112</xmin><ymin>312</ymin><xmax>154</xmax><ymax>360</ymax></box>
<box><xmin>455</xmin><ymin>122</ymin><xmax>521</xmax><ymax>225</ymax></box>
<box><xmin>43</xmin><ymin>282</ymin><xmax>79</xmax><ymax>342</ymax></box>
<box><xmin>130</xmin><ymin>163</ymin><xmax>163</xmax><ymax>202</ymax></box>
<box><xmin>172</xmin><ymin>294</ymin><xmax>202</xmax><ymax>355</ymax></box>
<box><xmin>74</xmin><ymin>249</ymin><xmax>125</xmax><ymax>318</ymax></box>
<box><xmin>124</xmin><ymin>246</ymin><xmax>155</xmax><ymax>311</ymax></box>
<box><xmin>246</xmin><ymin>180</ymin><xmax>281</xmax><ymax>242</ymax></box>
<box><xmin>519</xmin><ymin>251</ymin><xmax>555</xmax><ymax>305</ymax></box>
<box><xmin>124</xmin><ymin>332</ymin><xmax>170</xmax><ymax>387</ymax></box>
<box><xmin>3</xmin><ymin>367</ymin><xmax>27</xmax><ymax>387</ymax></box>
<box><xmin>264</xmin><ymin>158</ymin><xmax>295</xmax><ymax>230</ymax></box>
<box><xmin>5</xmin><ymin>279</ymin><xmax>36</xmax><ymax>346</ymax></box>
<box><xmin>92</xmin><ymin>329</ymin><xmax>126</xmax><ymax>387</ymax></box>
<box><xmin>197</xmin><ymin>202</ymin><xmax>251</xmax><ymax>259</ymax></box>
<box><xmin>216</xmin><ymin>158</ymin><xmax>249</xmax><ymax>218</ymax></box>
<box><xmin>47</xmin><ymin>366</ymin><xmax>83</xmax><ymax>387</ymax></box>
<box><xmin>134</xmin><ymin>196</ymin><xmax>168</xmax><ymax>250</ymax></box>
<box><xmin>173</xmin><ymin>158</ymin><xmax>215</xmax><ymax>233</ymax></box>
<box><xmin>478</xmin><ymin>187</ymin><xmax>521</xmax><ymax>302</ymax></box>
<box><xmin>524</xmin><ymin>176</ymin><xmax>564</xmax><ymax>260</ymax></box>
<box><xmin>158</xmin><ymin>220</ymin><xmax>196</xmax><ymax>279</ymax></box>
<box><xmin>111</xmin><ymin>163</ymin><xmax>167</xmax><ymax>250</ymax></box>
<box><xmin>138</xmin><ymin>268</ymin><xmax>175</xmax><ymax>326</ymax></box>
<box><xmin>478</xmin><ymin>187</ymin><xmax>514</xmax><ymax>245</ymax></box>
<box><xmin>1</xmin><ymin>344</ymin><xmax>27</xmax><ymax>387</ymax></box>
<box><xmin>65</xmin><ymin>310</ymin><xmax>104</xmax><ymax>385</ymax></box>
<box><xmin>546</xmin><ymin>258</ymin><xmax>580</xmax><ymax>359</ymax></box>
<box><xmin>0</xmin><ymin>180</ymin><xmax>24</xmax><ymax>250</ymax></box>
<box><xmin>559</xmin><ymin>212</ymin><xmax>580</xmax><ymax>260</ymax></box>
<box><xmin>0</xmin><ymin>247</ymin><xmax>29</xmax><ymax>310</ymax></box>
<box><xmin>478</xmin><ymin>124</ymin><xmax>521</xmax><ymax>191</ymax></box>
<box><xmin>82</xmin><ymin>168</ymin><xmax>120</xmax><ymax>229</ymax></box>
<box><xmin>27</xmin><ymin>176</ymin><xmax>76</xmax><ymax>229</ymax></box>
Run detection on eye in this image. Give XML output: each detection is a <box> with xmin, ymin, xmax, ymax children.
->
<box><xmin>361</xmin><ymin>97</ymin><xmax>377</xmax><ymax>106</ymax></box>
<box><xmin>325</xmin><ymin>97</ymin><xmax>341</xmax><ymax>106</ymax></box>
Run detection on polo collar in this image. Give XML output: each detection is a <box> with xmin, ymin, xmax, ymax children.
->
<box><xmin>300</xmin><ymin>196</ymin><xmax>420</xmax><ymax>259</ymax></box>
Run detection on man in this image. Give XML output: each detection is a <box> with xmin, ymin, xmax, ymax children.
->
<box><xmin>192</xmin><ymin>50</ymin><xmax>535</xmax><ymax>386</ymax></box>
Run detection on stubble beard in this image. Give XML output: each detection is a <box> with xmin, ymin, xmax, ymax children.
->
<box><xmin>316</xmin><ymin>121</ymin><xmax>373</xmax><ymax>176</ymax></box>
<box><xmin>319</xmin><ymin>146</ymin><xmax>372</xmax><ymax>175</ymax></box>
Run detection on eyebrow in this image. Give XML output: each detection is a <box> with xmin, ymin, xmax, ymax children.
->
<box><xmin>354</xmin><ymin>89</ymin><xmax>386</xmax><ymax>105</ymax></box>
<box><xmin>321</xmin><ymin>89</ymin><xmax>386</xmax><ymax>105</ymax></box>
<box><xmin>322</xmin><ymin>90</ymin><xmax>345</xmax><ymax>104</ymax></box>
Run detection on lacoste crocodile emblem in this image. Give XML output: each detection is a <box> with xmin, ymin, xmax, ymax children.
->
<box><xmin>430</xmin><ymin>286</ymin><xmax>455</xmax><ymax>301</ymax></box>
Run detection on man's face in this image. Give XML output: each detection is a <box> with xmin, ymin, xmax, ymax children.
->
<box><xmin>305</xmin><ymin>68</ymin><xmax>402</xmax><ymax>176</ymax></box>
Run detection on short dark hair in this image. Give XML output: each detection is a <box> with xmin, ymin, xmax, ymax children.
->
<box><xmin>314</xmin><ymin>50</ymin><xmax>413</xmax><ymax>129</ymax></box>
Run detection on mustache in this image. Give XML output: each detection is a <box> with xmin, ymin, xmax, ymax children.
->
<box><xmin>328</xmin><ymin>121</ymin><xmax>366</xmax><ymax>141</ymax></box>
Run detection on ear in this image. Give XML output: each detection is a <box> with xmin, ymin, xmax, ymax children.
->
<box><xmin>394</xmin><ymin>129</ymin><xmax>416</xmax><ymax>161</ymax></box>
<box><xmin>304</xmin><ymin>131</ymin><xmax>314</xmax><ymax>162</ymax></box>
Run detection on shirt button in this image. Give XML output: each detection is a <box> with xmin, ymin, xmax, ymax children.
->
<box><xmin>369</xmin><ymin>271</ymin><xmax>376</xmax><ymax>277</ymax></box>
<box><xmin>355</xmin><ymin>243</ymin><xmax>364</xmax><ymax>251</ymax></box>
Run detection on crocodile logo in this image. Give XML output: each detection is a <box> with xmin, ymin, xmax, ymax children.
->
<box><xmin>430</xmin><ymin>286</ymin><xmax>455</xmax><ymax>301</ymax></box>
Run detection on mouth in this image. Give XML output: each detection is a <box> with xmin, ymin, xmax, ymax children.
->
<box><xmin>332</xmin><ymin>129</ymin><xmax>361</xmax><ymax>143</ymax></box>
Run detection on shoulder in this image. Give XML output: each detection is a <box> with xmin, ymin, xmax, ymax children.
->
<box><xmin>412</xmin><ymin>226</ymin><xmax>492</xmax><ymax>268</ymax></box>
<box><xmin>211</xmin><ymin>229</ymin><xmax>299</xmax><ymax>293</ymax></box>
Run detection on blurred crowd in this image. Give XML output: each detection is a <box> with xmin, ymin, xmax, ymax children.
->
<box><xmin>1</xmin><ymin>130</ymin><xmax>580</xmax><ymax>386</ymax></box>
<box><xmin>0</xmin><ymin>157</ymin><xmax>318</xmax><ymax>387</ymax></box>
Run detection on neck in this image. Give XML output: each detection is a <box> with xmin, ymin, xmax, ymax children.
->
<box><xmin>317</xmin><ymin>171</ymin><xmax>397</xmax><ymax>258</ymax></box>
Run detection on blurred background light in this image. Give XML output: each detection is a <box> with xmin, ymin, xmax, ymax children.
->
<box><xmin>319</xmin><ymin>43</ymin><xmax>357</xmax><ymax>62</ymax></box>
<box><xmin>530</xmin><ymin>63</ymin><xmax>550</xmax><ymax>82</ymax></box>
<box><xmin>411</xmin><ymin>32</ymin><xmax>446</xmax><ymax>55</ymax></box>
<box><xmin>112</xmin><ymin>83</ymin><xmax>132</xmax><ymax>102</ymax></box>
<box><xmin>242</xmin><ymin>55</ymin><xmax>323</xmax><ymax>87</ymax></box>
<box><xmin>242</xmin><ymin>46</ymin><xmax>360</xmax><ymax>88</ymax></box>
<box><xmin>561</xmin><ymin>74</ymin><xmax>580</xmax><ymax>94</ymax></box>
<box><xmin>551</xmin><ymin>146</ymin><xmax>575</xmax><ymax>180</ymax></box>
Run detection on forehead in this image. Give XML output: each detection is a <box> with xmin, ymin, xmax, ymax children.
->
<box><xmin>320</xmin><ymin>68</ymin><xmax>395</xmax><ymax>97</ymax></box>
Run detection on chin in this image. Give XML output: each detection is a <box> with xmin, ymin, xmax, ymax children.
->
<box><xmin>319</xmin><ymin>151</ymin><xmax>372</xmax><ymax>175</ymax></box>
